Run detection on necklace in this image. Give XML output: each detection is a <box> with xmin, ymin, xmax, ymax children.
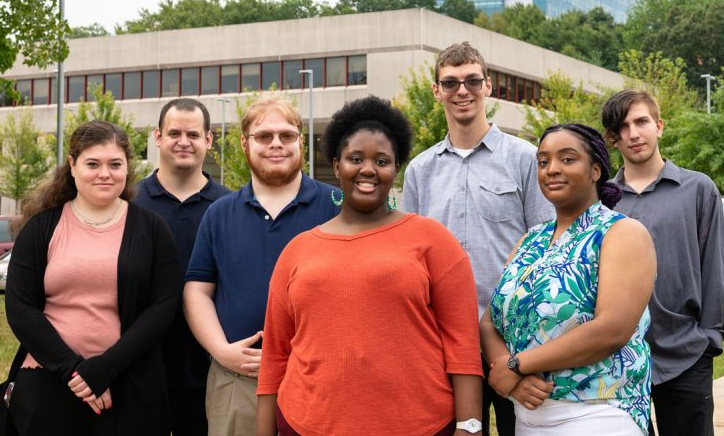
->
<box><xmin>71</xmin><ymin>198</ymin><xmax>123</xmax><ymax>227</ymax></box>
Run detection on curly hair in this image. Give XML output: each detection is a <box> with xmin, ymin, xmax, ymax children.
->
<box><xmin>321</xmin><ymin>95</ymin><xmax>412</xmax><ymax>166</ymax></box>
<box><xmin>17</xmin><ymin>120</ymin><xmax>135</xmax><ymax>231</ymax></box>
<box><xmin>539</xmin><ymin>123</ymin><xmax>622</xmax><ymax>209</ymax></box>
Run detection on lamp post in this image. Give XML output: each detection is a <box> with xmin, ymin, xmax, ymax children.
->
<box><xmin>701</xmin><ymin>74</ymin><xmax>716</xmax><ymax>114</ymax></box>
<box><xmin>299</xmin><ymin>69</ymin><xmax>314</xmax><ymax>179</ymax></box>
<box><xmin>56</xmin><ymin>0</ymin><xmax>65</xmax><ymax>165</ymax></box>
<box><xmin>216</xmin><ymin>98</ymin><xmax>231</xmax><ymax>186</ymax></box>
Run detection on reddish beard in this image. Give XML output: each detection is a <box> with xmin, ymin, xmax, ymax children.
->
<box><xmin>244</xmin><ymin>147</ymin><xmax>305</xmax><ymax>187</ymax></box>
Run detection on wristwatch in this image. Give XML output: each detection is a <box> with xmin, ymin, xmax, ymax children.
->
<box><xmin>456</xmin><ymin>418</ymin><xmax>482</xmax><ymax>433</ymax></box>
<box><xmin>507</xmin><ymin>354</ymin><xmax>525</xmax><ymax>376</ymax></box>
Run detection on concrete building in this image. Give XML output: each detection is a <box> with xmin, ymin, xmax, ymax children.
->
<box><xmin>0</xmin><ymin>8</ymin><xmax>624</xmax><ymax>212</ymax></box>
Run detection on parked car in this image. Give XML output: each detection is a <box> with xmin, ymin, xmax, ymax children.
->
<box><xmin>0</xmin><ymin>216</ymin><xmax>16</xmax><ymax>253</ymax></box>
<box><xmin>0</xmin><ymin>249</ymin><xmax>10</xmax><ymax>293</ymax></box>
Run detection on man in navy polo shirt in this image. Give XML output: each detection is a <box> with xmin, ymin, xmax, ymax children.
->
<box><xmin>184</xmin><ymin>95</ymin><xmax>340</xmax><ymax>436</ymax></box>
<box><xmin>135</xmin><ymin>98</ymin><xmax>230</xmax><ymax>436</ymax></box>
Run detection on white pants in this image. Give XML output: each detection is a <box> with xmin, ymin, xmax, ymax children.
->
<box><xmin>514</xmin><ymin>399</ymin><xmax>644</xmax><ymax>436</ymax></box>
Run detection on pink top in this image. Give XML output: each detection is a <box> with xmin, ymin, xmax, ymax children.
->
<box><xmin>23</xmin><ymin>202</ymin><xmax>126</xmax><ymax>368</ymax></box>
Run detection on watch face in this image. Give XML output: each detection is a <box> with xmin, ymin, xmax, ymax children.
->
<box><xmin>459</xmin><ymin>419</ymin><xmax>483</xmax><ymax>433</ymax></box>
<box><xmin>507</xmin><ymin>355</ymin><xmax>518</xmax><ymax>370</ymax></box>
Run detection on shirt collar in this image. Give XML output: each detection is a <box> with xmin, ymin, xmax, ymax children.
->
<box><xmin>613</xmin><ymin>159</ymin><xmax>682</xmax><ymax>192</ymax></box>
<box><xmin>145</xmin><ymin>169</ymin><xmax>219</xmax><ymax>201</ymax></box>
<box><xmin>436</xmin><ymin>122</ymin><xmax>501</xmax><ymax>155</ymax></box>
<box><xmin>240</xmin><ymin>172</ymin><xmax>315</xmax><ymax>205</ymax></box>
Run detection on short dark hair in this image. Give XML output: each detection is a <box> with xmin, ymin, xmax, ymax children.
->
<box><xmin>322</xmin><ymin>95</ymin><xmax>412</xmax><ymax>166</ymax></box>
<box><xmin>539</xmin><ymin>123</ymin><xmax>622</xmax><ymax>209</ymax></box>
<box><xmin>435</xmin><ymin>41</ymin><xmax>488</xmax><ymax>81</ymax></box>
<box><xmin>158</xmin><ymin>98</ymin><xmax>211</xmax><ymax>133</ymax></box>
<box><xmin>601</xmin><ymin>90</ymin><xmax>660</xmax><ymax>144</ymax></box>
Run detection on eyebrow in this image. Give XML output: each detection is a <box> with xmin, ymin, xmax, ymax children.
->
<box><xmin>537</xmin><ymin>147</ymin><xmax>582</xmax><ymax>156</ymax></box>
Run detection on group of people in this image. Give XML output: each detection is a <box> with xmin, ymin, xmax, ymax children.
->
<box><xmin>1</xmin><ymin>41</ymin><xmax>721</xmax><ymax>436</ymax></box>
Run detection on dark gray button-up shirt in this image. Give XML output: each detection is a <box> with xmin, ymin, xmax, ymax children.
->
<box><xmin>402</xmin><ymin>123</ymin><xmax>554</xmax><ymax>317</ymax></box>
<box><xmin>613</xmin><ymin>160</ymin><xmax>724</xmax><ymax>384</ymax></box>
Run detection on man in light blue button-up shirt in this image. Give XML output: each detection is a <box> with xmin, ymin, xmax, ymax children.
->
<box><xmin>402</xmin><ymin>42</ymin><xmax>553</xmax><ymax>436</ymax></box>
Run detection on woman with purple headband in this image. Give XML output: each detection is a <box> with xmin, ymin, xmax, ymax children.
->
<box><xmin>480</xmin><ymin>124</ymin><xmax>656</xmax><ymax>435</ymax></box>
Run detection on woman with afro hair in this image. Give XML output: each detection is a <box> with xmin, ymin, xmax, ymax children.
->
<box><xmin>257</xmin><ymin>95</ymin><xmax>484</xmax><ymax>436</ymax></box>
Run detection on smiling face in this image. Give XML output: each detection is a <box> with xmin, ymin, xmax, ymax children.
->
<box><xmin>433</xmin><ymin>62</ymin><xmax>492</xmax><ymax>128</ymax></box>
<box><xmin>69</xmin><ymin>142</ymin><xmax>128</xmax><ymax>207</ymax></box>
<box><xmin>242</xmin><ymin>109</ymin><xmax>303</xmax><ymax>187</ymax></box>
<box><xmin>333</xmin><ymin>129</ymin><xmax>398</xmax><ymax>216</ymax></box>
<box><xmin>155</xmin><ymin>106</ymin><xmax>212</xmax><ymax>172</ymax></box>
<box><xmin>613</xmin><ymin>102</ymin><xmax>664</xmax><ymax>167</ymax></box>
<box><xmin>537</xmin><ymin>130</ymin><xmax>600</xmax><ymax>210</ymax></box>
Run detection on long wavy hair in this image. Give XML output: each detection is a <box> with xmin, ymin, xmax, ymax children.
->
<box><xmin>17</xmin><ymin>120</ymin><xmax>135</xmax><ymax>231</ymax></box>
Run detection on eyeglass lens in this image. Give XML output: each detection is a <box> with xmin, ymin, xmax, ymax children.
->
<box><xmin>439</xmin><ymin>78</ymin><xmax>485</xmax><ymax>93</ymax></box>
<box><xmin>250</xmin><ymin>131</ymin><xmax>300</xmax><ymax>144</ymax></box>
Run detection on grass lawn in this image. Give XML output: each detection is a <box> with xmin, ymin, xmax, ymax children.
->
<box><xmin>1</xmin><ymin>294</ymin><xmax>19</xmax><ymax>377</ymax></box>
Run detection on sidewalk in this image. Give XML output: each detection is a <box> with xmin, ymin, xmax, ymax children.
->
<box><xmin>715</xmin><ymin>377</ymin><xmax>724</xmax><ymax>435</ymax></box>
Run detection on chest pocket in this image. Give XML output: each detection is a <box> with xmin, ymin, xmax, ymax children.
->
<box><xmin>477</xmin><ymin>179</ymin><xmax>522</xmax><ymax>222</ymax></box>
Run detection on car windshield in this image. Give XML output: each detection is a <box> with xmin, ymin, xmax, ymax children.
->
<box><xmin>0</xmin><ymin>220</ymin><xmax>12</xmax><ymax>243</ymax></box>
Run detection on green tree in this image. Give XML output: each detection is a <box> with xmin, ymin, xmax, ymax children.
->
<box><xmin>617</xmin><ymin>50</ymin><xmax>699</xmax><ymax>121</ymax></box>
<box><xmin>68</xmin><ymin>23</ymin><xmax>109</xmax><ymax>39</ymax></box>
<box><xmin>61</xmin><ymin>85</ymin><xmax>152</xmax><ymax>179</ymax></box>
<box><xmin>394</xmin><ymin>64</ymin><xmax>497</xmax><ymax>186</ymax></box>
<box><xmin>0</xmin><ymin>110</ymin><xmax>54</xmax><ymax>213</ymax></box>
<box><xmin>623</xmin><ymin>0</ymin><xmax>724</xmax><ymax>98</ymax></box>
<box><xmin>0</xmin><ymin>0</ymin><xmax>69</xmax><ymax>99</ymax></box>
<box><xmin>475</xmin><ymin>5</ymin><xmax>623</xmax><ymax>71</ymax></box>
<box><xmin>438</xmin><ymin>0</ymin><xmax>476</xmax><ymax>23</ymax></box>
<box><xmin>118</xmin><ymin>0</ymin><xmax>224</xmax><ymax>33</ymax></box>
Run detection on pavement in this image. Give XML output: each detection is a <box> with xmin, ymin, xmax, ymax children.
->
<box><xmin>715</xmin><ymin>377</ymin><xmax>724</xmax><ymax>435</ymax></box>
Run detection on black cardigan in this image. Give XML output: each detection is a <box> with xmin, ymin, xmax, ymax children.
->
<box><xmin>5</xmin><ymin>203</ymin><xmax>180</xmax><ymax>406</ymax></box>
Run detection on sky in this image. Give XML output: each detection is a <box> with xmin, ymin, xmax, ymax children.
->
<box><xmin>65</xmin><ymin>0</ymin><xmax>161</xmax><ymax>32</ymax></box>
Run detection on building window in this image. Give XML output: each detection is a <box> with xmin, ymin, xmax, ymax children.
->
<box><xmin>15</xmin><ymin>80</ymin><xmax>31</xmax><ymax>105</ymax></box>
<box><xmin>262</xmin><ymin>61</ymin><xmax>281</xmax><ymax>90</ymax></box>
<box><xmin>242</xmin><ymin>63</ymin><xmax>260</xmax><ymax>91</ymax></box>
<box><xmin>283</xmin><ymin>60</ymin><xmax>303</xmax><ymax>90</ymax></box>
<box><xmin>347</xmin><ymin>55</ymin><xmax>366</xmax><ymax>85</ymax></box>
<box><xmin>162</xmin><ymin>69</ymin><xmax>180</xmax><ymax>97</ymax></box>
<box><xmin>32</xmin><ymin>79</ymin><xmax>49</xmax><ymax>105</ymax></box>
<box><xmin>106</xmin><ymin>73</ymin><xmax>122</xmax><ymax>99</ymax></box>
<box><xmin>201</xmin><ymin>66</ymin><xmax>218</xmax><ymax>95</ymax></box>
<box><xmin>181</xmin><ymin>68</ymin><xmax>199</xmax><ymax>96</ymax></box>
<box><xmin>221</xmin><ymin>65</ymin><xmax>239</xmax><ymax>94</ymax></box>
<box><xmin>326</xmin><ymin>57</ymin><xmax>345</xmax><ymax>87</ymax></box>
<box><xmin>124</xmin><ymin>72</ymin><xmax>141</xmax><ymax>99</ymax></box>
<box><xmin>142</xmin><ymin>71</ymin><xmax>160</xmax><ymax>99</ymax></box>
<box><xmin>50</xmin><ymin>78</ymin><xmax>57</xmax><ymax>104</ymax></box>
<box><xmin>68</xmin><ymin>76</ymin><xmax>85</xmax><ymax>103</ymax></box>
<box><xmin>86</xmin><ymin>74</ymin><xmax>103</xmax><ymax>99</ymax></box>
<box><xmin>303</xmin><ymin>58</ymin><xmax>323</xmax><ymax>88</ymax></box>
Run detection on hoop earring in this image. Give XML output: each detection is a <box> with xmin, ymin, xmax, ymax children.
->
<box><xmin>331</xmin><ymin>190</ymin><xmax>344</xmax><ymax>206</ymax></box>
<box><xmin>387</xmin><ymin>193</ymin><xmax>397</xmax><ymax>212</ymax></box>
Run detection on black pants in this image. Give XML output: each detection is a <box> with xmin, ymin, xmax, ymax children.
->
<box><xmin>482</xmin><ymin>356</ymin><xmax>516</xmax><ymax>436</ymax></box>
<box><xmin>9</xmin><ymin>367</ymin><xmax>167</xmax><ymax>436</ymax></box>
<box><xmin>169</xmin><ymin>387</ymin><xmax>207</xmax><ymax>436</ymax></box>
<box><xmin>648</xmin><ymin>348</ymin><xmax>715</xmax><ymax>436</ymax></box>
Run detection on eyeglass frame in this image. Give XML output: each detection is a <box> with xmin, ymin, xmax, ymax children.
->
<box><xmin>245</xmin><ymin>130</ymin><xmax>301</xmax><ymax>145</ymax></box>
<box><xmin>436</xmin><ymin>77</ymin><xmax>487</xmax><ymax>93</ymax></box>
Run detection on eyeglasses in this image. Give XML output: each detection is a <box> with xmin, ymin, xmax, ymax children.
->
<box><xmin>437</xmin><ymin>78</ymin><xmax>486</xmax><ymax>93</ymax></box>
<box><xmin>246</xmin><ymin>131</ymin><xmax>300</xmax><ymax>145</ymax></box>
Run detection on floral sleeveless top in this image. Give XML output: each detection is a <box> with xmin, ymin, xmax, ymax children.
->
<box><xmin>490</xmin><ymin>202</ymin><xmax>651</xmax><ymax>433</ymax></box>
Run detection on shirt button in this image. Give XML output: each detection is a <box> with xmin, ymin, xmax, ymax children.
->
<box><xmin>264</xmin><ymin>215</ymin><xmax>270</xmax><ymax>220</ymax></box>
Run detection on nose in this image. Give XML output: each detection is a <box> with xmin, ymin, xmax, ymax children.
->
<box><xmin>178</xmin><ymin>133</ymin><xmax>191</xmax><ymax>147</ymax></box>
<box><xmin>359</xmin><ymin>159</ymin><xmax>376</xmax><ymax>175</ymax></box>
<box><xmin>98</xmin><ymin>164</ymin><xmax>111</xmax><ymax>178</ymax></box>
<box><xmin>546</xmin><ymin>160</ymin><xmax>561</xmax><ymax>175</ymax></box>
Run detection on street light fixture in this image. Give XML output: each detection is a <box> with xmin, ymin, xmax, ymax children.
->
<box><xmin>216</xmin><ymin>98</ymin><xmax>232</xmax><ymax>186</ymax></box>
<box><xmin>701</xmin><ymin>74</ymin><xmax>716</xmax><ymax>114</ymax></box>
<box><xmin>56</xmin><ymin>0</ymin><xmax>65</xmax><ymax>165</ymax></box>
<box><xmin>299</xmin><ymin>69</ymin><xmax>314</xmax><ymax>179</ymax></box>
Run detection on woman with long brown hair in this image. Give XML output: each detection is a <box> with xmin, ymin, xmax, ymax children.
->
<box><xmin>4</xmin><ymin>120</ymin><xmax>180</xmax><ymax>435</ymax></box>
